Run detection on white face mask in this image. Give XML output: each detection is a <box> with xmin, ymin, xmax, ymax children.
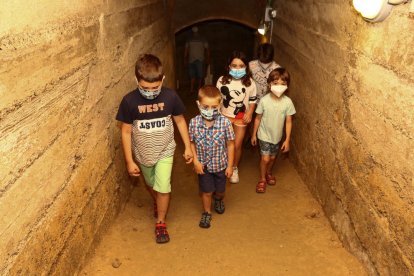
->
<box><xmin>270</xmin><ymin>84</ymin><xmax>288</xmax><ymax>97</ymax></box>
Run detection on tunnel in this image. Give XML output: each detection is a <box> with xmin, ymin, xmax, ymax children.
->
<box><xmin>0</xmin><ymin>0</ymin><xmax>413</xmax><ymax>275</ymax></box>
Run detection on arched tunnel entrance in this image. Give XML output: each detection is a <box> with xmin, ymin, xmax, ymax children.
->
<box><xmin>175</xmin><ymin>20</ymin><xmax>256</xmax><ymax>94</ymax></box>
<box><xmin>1</xmin><ymin>1</ymin><xmax>413</xmax><ymax>275</ymax></box>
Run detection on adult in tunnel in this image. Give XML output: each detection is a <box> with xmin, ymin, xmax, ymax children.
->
<box><xmin>116</xmin><ymin>54</ymin><xmax>193</xmax><ymax>244</ymax></box>
<box><xmin>216</xmin><ymin>51</ymin><xmax>257</xmax><ymax>184</ymax></box>
<box><xmin>184</xmin><ymin>26</ymin><xmax>210</xmax><ymax>96</ymax></box>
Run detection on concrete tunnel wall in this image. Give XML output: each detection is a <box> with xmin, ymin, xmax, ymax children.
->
<box><xmin>271</xmin><ymin>1</ymin><xmax>414</xmax><ymax>275</ymax></box>
<box><xmin>1</xmin><ymin>0</ymin><xmax>413</xmax><ymax>274</ymax></box>
<box><xmin>0</xmin><ymin>0</ymin><xmax>175</xmax><ymax>274</ymax></box>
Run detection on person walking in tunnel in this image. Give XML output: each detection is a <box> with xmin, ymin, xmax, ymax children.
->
<box><xmin>249</xmin><ymin>43</ymin><xmax>280</xmax><ymax>101</ymax></box>
<box><xmin>189</xmin><ymin>85</ymin><xmax>235</xmax><ymax>228</ymax></box>
<box><xmin>184</xmin><ymin>26</ymin><xmax>210</xmax><ymax>96</ymax></box>
<box><xmin>246</xmin><ymin>43</ymin><xmax>281</xmax><ymax>147</ymax></box>
<box><xmin>116</xmin><ymin>54</ymin><xmax>193</xmax><ymax>243</ymax></box>
<box><xmin>251</xmin><ymin>68</ymin><xmax>296</xmax><ymax>193</ymax></box>
<box><xmin>217</xmin><ymin>51</ymin><xmax>257</xmax><ymax>183</ymax></box>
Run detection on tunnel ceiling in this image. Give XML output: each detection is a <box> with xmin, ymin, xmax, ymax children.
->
<box><xmin>172</xmin><ymin>0</ymin><xmax>265</xmax><ymax>32</ymax></box>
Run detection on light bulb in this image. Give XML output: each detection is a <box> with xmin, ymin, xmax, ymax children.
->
<box><xmin>352</xmin><ymin>0</ymin><xmax>392</xmax><ymax>22</ymax></box>
<box><xmin>258</xmin><ymin>22</ymin><xmax>266</xmax><ymax>35</ymax></box>
<box><xmin>362</xmin><ymin>0</ymin><xmax>383</xmax><ymax>19</ymax></box>
<box><xmin>352</xmin><ymin>0</ymin><xmax>365</xmax><ymax>13</ymax></box>
<box><xmin>258</xmin><ymin>27</ymin><xmax>266</xmax><ymax>35</ymax></box>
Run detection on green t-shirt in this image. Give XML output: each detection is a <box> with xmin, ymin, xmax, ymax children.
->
<box><xmin>255</xmin><ymin>93</ymin><xmax>296</xmax><ymax>144</ymax></box>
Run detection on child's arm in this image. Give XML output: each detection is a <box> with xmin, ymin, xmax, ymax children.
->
<box><xmin>173</xmin><ymin>115</ymin><xmax>194</xmax><ymax>164</ymax></box>
<box><xmin>251</xmin><ymin>114</ymin><xmax>262</xmax><ymax>146</ymax></box>
<box><xmin>243</xmin><ymin>81</ymin><xmax>257</xmax><ymax>124</ymax></box>
<box><xmin>190</xmin><ymin>142</ymin><xmax>204</xmax><ymax>174</ymax></box>
<box><xmin>281</xmin><ymin>115</ymin><xmax>293</xmax><ymax>152</ymax></box>
<box><xmin>243</xmin><ymin>103</ymin><xmax>256</xmax><ymax>124</ymax></box>
<box><xmin>121</xmin><ymin>123</ymin><xmax>141</xmax><ymax>176</ymax></box>
<box><xmin>225</xmin><ymin>140</ymin><xmax>235</xmax><ymax>178</ymax></box>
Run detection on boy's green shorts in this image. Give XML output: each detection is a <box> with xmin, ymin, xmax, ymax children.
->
<box><xmin>139</xmin><ymin>156</ymin><xmax>174</xmax><ymax>193</ymax></box>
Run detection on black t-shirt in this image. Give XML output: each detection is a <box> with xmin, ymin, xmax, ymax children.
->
<box><xmin>116</xmin><ymin>87</ymin><xmax>185</xmax><ymax>166</ymax></box>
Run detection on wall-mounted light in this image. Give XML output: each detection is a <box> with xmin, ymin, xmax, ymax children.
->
<box><xmin>353</xmin><ymin>0</ymin><xmax>409</xmax><ymax>22</ymax></box>
<box><xmin>258</xmin><ymin>20</ymin><xmax>266</xmax><ymax>35</ymax></box>
<box><xmin>257</xmin><ymin>5</ymin><xmax>277</xmax><ymax>42</ymax></box>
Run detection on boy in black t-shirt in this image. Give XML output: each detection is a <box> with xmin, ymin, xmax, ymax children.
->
<box><xmin>116</xmin><ymin>54</ymin><xmax>193</xmax><ymax>244</ymax></box>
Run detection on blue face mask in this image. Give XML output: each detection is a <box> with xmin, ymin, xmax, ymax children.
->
<box><xmin>199</xmin><ymin>106</ymin><xmax>220</xmax><ymax>121</ymax></box>
<box><xmin>138</xmin><ymin>86</ymin><xmax>162</xmax><ymax>100</ymax></box>
<box><xmin>229</xmin><ymin>68</ymin><xmax>246</xmax><ymax>79</ymax></box>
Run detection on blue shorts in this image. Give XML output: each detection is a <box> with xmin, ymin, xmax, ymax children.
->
<box><xmin>198</xmin><ymin>169</ymin><xmax>226</xmax><ymax>193</ymax></box>
<box><xmin>259</xmin><ymin>139</ymin><xmax>279</xmax><ymax>156</ymax></box>
<box><xmin>189</xmin><ymin>60</ymin><xmax>204</xmax><ymax>79</ymax></box>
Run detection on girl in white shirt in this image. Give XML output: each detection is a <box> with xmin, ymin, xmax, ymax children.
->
<box><xmin>216</xmin><ymin>51</ymin><xmax>257</xmax><ymax>183</ymax></box>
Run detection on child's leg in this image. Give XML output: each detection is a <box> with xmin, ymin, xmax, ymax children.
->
<box><xmin>198</xmin><ymin>171</ymin><xmax>214</xmax><ymax>213</ymax></box>
<box><xmin>213</xmin><ymin>170</ymin><xmax>226</xmax><ymax>214</ymax></box>
<box><xmin>265</xmin><ymin>142</ymin><xmax>279</xmax><ymax>181</ymax></box>
<box><xmin>198</xmin><ymin>172</ymin><xmax>214</xmax><ymax>228</ymax></box>
<box><xmin>233</xmin><ymin>124</ymin><xmax>247</xmax><ymax>168</ymax></box>
<box><xmin>260</xmin><ymin>155</ymin><xmax>271</xmax><ymax>181</ymax></box>
<box><xmin>213</xmin><ymin>170</ymin><xmax>226</xmax><ymax>199</ymax></box>
<box><xmin>215</xmin><ymin>192</ymin><xmax>225</xmax><ymax>199</ymax></box>
<box><xmin>156</xmin><ymin>192</ymin><xmax>170</xmax><ymax>223</ymax></box>
<box><xmin>153</xmin><ymin>156</ymin><xmax>174</xmax><ymax>222</ymax></box>
<box><xmin>266</xmin><ymin>155</ymin><xmax>277</xmax><ymax>175</ymax></box>
<box><xmin>144</xmin><ymin>184</ymin><xmax>157</xmax><ymax>201</ymax></box>
<box><xmin>139</xmin><ymin>164</ymin><xmax>157</xmax><ymax>210</ymax></box>
<box><xmin>264</xmin><ymin>143</ymin><xmax>278</xmax><ymax>185</ymax></box>
<box><xmin>201</xmin><ymin>192</ymin><xmax>213</xmax><ymax>213</ymax></box>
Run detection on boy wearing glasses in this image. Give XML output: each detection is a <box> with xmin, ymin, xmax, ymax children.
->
<box><xmin>116</xmin><ymin>54</ymin><xmax>193</xmax><ymax>243</ymax></box>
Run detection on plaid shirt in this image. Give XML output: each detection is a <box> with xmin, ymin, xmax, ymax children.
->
<box><xmin>189</xmin><ymin>114</ymin><xmax>235</xmax><ymax>173</ymax></box>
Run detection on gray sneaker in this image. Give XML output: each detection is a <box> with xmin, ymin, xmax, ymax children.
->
<box><xmin>199</xmin><ymin>212</ymin><xmax>212</xmax><ymax>228</ymax></box>
<box><xmin>213</xmin><ymin>197</ymin><xmax>225</xmax><ymax>214</ymax></box>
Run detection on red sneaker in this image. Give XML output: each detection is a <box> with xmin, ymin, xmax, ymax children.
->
<box><xmin>155</xmin><ymin>222</ymin><xmax>170</xmax><ymax>244</ymax></box>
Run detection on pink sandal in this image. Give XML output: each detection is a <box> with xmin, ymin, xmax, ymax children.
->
<box><xmin>256</xmin><ymin>180</ymin><xmax>267</xmax><ymax>193</ymax></box>
<box><xmin>266</xmin><ymin>173</ymin><xmax>276</xmax><ymax>186</ymax></box>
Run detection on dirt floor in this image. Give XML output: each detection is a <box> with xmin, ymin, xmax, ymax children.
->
<box><xmin>80</xmin><ymin>145</ymin><xmax>366</xmax><ymax>275</ymax></box>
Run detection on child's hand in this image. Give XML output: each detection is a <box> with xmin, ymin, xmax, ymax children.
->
<box><xmin>127</xmin><ymin>161</ymin><xmax>141</xmax><ymax>177</ymax></box>
<box><xmin>281</xmin><ymin>140</ymin><xmax>290</xmax><ymax>153</ymax></box>
<box><xmin>251</xmin><ymin>136</ymin><xmax>257</xmax><ymax>146</ymax></box>
<box><xmin>194</xmin><ymin>161</ymin><xmax>204</xmax><ymax>174</ymax></box>
<box><xmin>243</xmin><ymin>113</ymin><xmax>252</xmax><ymax>124</ymax></box>
<box><xmin>225</xmin><ymin>166</ymin><xmax>233</xmax><ymax>178</ymax></box>
<box><xmin>183</xmin><ymin>148</ymin><xmax>194</xmax><ymax>164</ymax></box>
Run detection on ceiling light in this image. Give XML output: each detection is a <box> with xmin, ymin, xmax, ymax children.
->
<box><xmin>353</xmin><ymin>0</ymin><xmax>408</xmax><ymax>22</ymax></box>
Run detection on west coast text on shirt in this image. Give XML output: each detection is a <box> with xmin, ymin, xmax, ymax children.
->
<box><xmin>116</xmin><ymin>87</ymin><xmax>185</xmax><ymax>166</ymax></box>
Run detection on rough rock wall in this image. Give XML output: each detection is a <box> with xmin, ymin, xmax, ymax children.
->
<box><xmin>272</xmin><ymin>1</ymin><xmax>413</xmax><ymax>274</ymax></box>
<box><xmin>0</xmin><ymin>0</ymin><xmax>174</xmax><ymax>274</ymax></box>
